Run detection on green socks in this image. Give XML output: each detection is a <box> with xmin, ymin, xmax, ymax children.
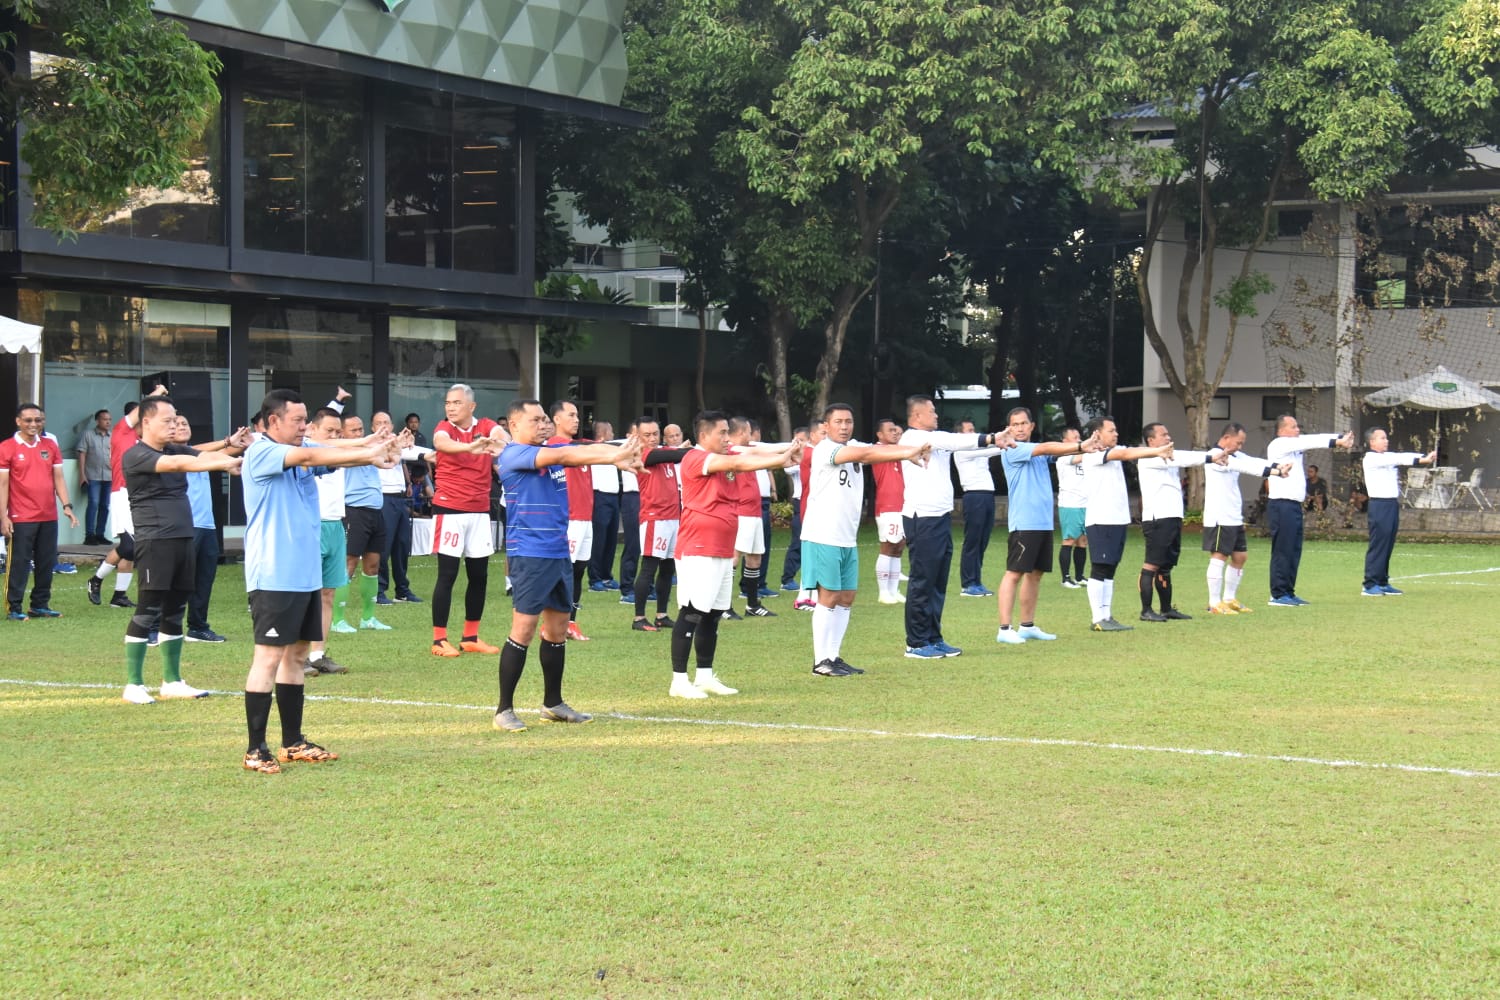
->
<box><xmin>159</xmin><ymin>636</ymin><xmax>183</xmax><ymax>684</ymax></box>
<box><xmin>359</xmin><ymin>572</ymin><xmax>378</xmax><ymax>620</ymax></box>
<box><xmin>125</xmin><ymin>640</ymin><xmax>148</xmax><ymax>686</ymax></box>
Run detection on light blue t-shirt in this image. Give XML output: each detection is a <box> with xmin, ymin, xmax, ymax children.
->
<box><xmin>243</xmin><ymin>437</ymin><xmax>321</xmax><ymax>592</ymax></box>
<box><xmin>343</xmin><ymin>462</ymin><xmax>382</xmax><ymax>510</ymax></box>
<box><xmin>185</xmin><ymin>471</ymin><xmax>215</xmax><ymax>530</ymax></box>
<box><xmin>1001</xmin><ymin>441</ymin><xmax>1057</xmax><ymax>532</ymax></box>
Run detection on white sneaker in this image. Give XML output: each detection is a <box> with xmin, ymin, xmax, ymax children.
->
<box><xmin>695</xmin><ymin>673</ymin><xmax>739</xmax><ymax>696</ymax></box>
<box><xmin>670</xmin><ymin>675</ymin><xmax>709</xmax><ymax>699</ymax></box>
<box><xmin>159</xmin><ymin>680</ymin><xmax>210</xmax><ymax>699</ymax></box>
<box><xmin>878</xmin><ymin>594</ymin><xmax>906</xmax><ymax>605</ymax></box>
<box><xmin>995</xmin><ymin>628</ymin><xmax>1026</xmax><ymax>645</ymax></box>
<box><xmin>330</xmin><ymin>620</ymin><xmax>357</xmax><ymax>634</ymax></box>
<box><xmin>360</xmin><ymin>617</ymin><xmax>393</xmax><ymax>631</ymax></box>
<box><xmin>1017</xmin><ymin>624</ymin><xmax>1057</xmax><ymax>641</ymax></box>
<box><xmin>122</xmin><ymin>684</ymin><xmax>155</xmax><ymax>705</ymax></box>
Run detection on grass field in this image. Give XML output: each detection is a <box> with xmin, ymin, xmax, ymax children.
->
<box><xmin>3</xmin><ymin>529</ymin><xmax>1499</xmax><ymax>998</ymax></box>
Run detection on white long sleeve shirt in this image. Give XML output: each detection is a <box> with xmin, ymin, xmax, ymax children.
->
<box><xmin>1362</xmin><ymin>451</ymin><xmax>1427</xmax><ymax>499</ymax></box>
<box><xmin>1203</xmin><ymin>452</ymin><xmax>1275</xmax><ymax>527</ymax></box>
<box><xmin>1265</xmin><ymin>433</ymin><xmax>1340</xmax><ymax>502</ymax></box>
<box><xmin>1138</xmin><ymin>450</ymin><xmax>1215</xmax><ymax>521</ymax></box>
<box><xmin>898</xmin><ymin>428</ymin><xmax>988</xmax><ymax>517</ymax></box>
<box><xmin>1078</xmin><ymin>450</ymin><xmax>1131</xmax><ymax>526</ymax></box>
<box><xmin>953</xmin><ymin>446</ymin><xmax>1005</xmax><ymax>492</ymax></box>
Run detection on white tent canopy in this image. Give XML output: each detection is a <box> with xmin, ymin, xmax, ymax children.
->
<box><xmin>0</xmin><ymin>315</ymin><xmax>42</xmax><ymax>354</ymax></box>
<box><xmin>1363</xmin><ymin>365</ymin><xmax>1500</xmax><ymax>412</ymax></box>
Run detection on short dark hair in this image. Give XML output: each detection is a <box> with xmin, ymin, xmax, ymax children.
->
<box><xmin>792</xmin><ymin>425</ymin><xmax>808</xmax><ymax>436</ymax></box>
<box><xmin>1219</xmin><ymin>421</ymin><xmax>1246</xmax><ymax>439</ymax></box>
<box><xmin>1006</xmin><ymin>406</ymin><xmax>1034</xmax><ymax>423</ymax></box>
<box><xmin>631</xmin><ymin>415</ymin><xmax>659</xmax><ymax>432</ymax></box>
<box><xmin>822</xmin><ymin>402</ymin><xmax>854</xmax><ymax>421</ymax></box>
<box><xmin>1142</xmin><ymin>421</ymin><xmax>1166</xmax><ymax>442</ymax></box>
<box><xmin>876</xmin><ymin>417</ymin><xmax>899</xmax><ymax>434</ymax></box>
<box><xmin>548</xmin><ymin>399</ymin><xmax>576</xmax><ymax>419</ymax></box>
<box><xmin>15</xmin><ymin>402</ymin><xmax>41</xmax><ymax>418</ymax></box>
<box><xmin>727</xmin><ymin>416</ymin><xmax>750</xmax><ymax>436</ymax></box>
<box><xmin>905</xmin><ymin>395</ymin><xmax>933</xmax><ymax>418</ymax></box>
<box><xmin>695</xmin><ymin>409</ymin><xmax>729</xmax><ymax>437</ymax></box>
<box><xmin>123</xmin><ymin>401</ymin><xmax>138</xmax><ymax>417</ymax></box>
<box><xmin>137</xmin><ymin>396</ymin><xmax>175</xmax><ymax>421</ymax></box>
<box><xmin>1363</xmin><ymin>426</ymin><xmax>1383</xmax><ymax>446</ymax></box>
<box><xmin>509</xmin><ymin>398</ymin><xmax>543</xmax><ymax>420</ymax></box>
<box><xmin>404</xmin><ymin>412</ymin><xmax>420</xmax><ymax>423</ymax></box>
<box><xmin>260</xmin><ymin>388</ymin><xmax>304</xmax><ymax>421</ymax></box>
<box><xmin>1084</xmin><ymin>414</ymin><xmax>1116</xmax><ymax>437</ymax></box>
<box><xmin>94</xmin><ymin>408</ymin><xmax>110</xmax><ymax>421</ymax></box>
<box><xmin>1275</xmin><ymin>413</ymin><xmax>1297</xmax><ymax>432</ymax></box>
<box><xmin>313</xmin><ymin>407</ymin><xmax>343</xmax><ymax>423</ymax></box>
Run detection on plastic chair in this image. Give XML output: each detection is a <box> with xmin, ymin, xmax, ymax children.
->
<box><xmin>1402</xmin><ymin>467</ymin><xmax>1430</xmax><ymax>508</ymax></box>
<box><xmin>1450</xmin><ymin>468</ymin><xmax>1493</xmax><ymax>511</ymax></box>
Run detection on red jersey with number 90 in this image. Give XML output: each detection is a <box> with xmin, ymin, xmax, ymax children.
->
<box><xmin>433</xmin><ymin>417</ymin><xmax>498</xmax><ymax>513</ymax></box>
<box><xmin>676</xmin><ymin>448</ymin><xmax>737</xmax><ymax>558</ymax></box>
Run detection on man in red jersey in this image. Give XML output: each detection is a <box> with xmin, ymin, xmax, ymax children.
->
<box><xmin>428</xmin><ymin>383</ymin><xmax>506</xmax><ymax>657</ymax></box>
<box><xmin>669</xmin><ymin>410</ymin><xmax>801</xmax><ymax>699</ymax></box>
<box><xmin>869</xmin><ymin>417</ymin><xmax>907</xmax><ymax>604</ymax></box>
<box><xmin>547</xmin><ymin>399</ymin><xmax>596</xmax><ymax>641</ymax></box>
<box><xmin>1</xmin><ymin>403</ymin><xmax>79</xmax><ymax>619</ymax></box>
<box><xmin>726</xmin><ymin>416</ymin><xmax>775</xmax><ymax>619</ymax></box>
<box><xmin>628</xmin><ymin>416</ymin><xmax>690</xmax><ymax>632</ymax></box>
<box><xmin>88</xmin><ymin>385</ymin><xmax>167</xmax><ymax>609</ymax></box>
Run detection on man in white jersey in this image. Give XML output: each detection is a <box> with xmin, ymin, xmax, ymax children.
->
<box><xmin>1360</xmin><ymin>428</ymin><xmax>1435</xmax><ymax>597</ymax></box>
<box><xmin>1201</xmin><ymin>422</ymin><xmax>1291</xmax><ymax>614</ymax></box>
<box><xmin>1135</xmin><ymin>423</ymin><xmax>1220</xmax><ymax>622</ymax></box>
<box><xmin>1067</xmin><ymin>415</ymin><xmax>1171</xmax><ymax>631</ymax></box>
<box><xmin>953</xmin><ymin>419</ymin><xmax>1006</xmax><ymax>597</ymax></box>
<box><xmin>1055</xmin><ymin>427</ymin><xmax>1089</xmax><ymax>588</ymax></box>
<box><xmin>1263</xmin><ymin>415</ymin><xmax>1355</xmax><ymax>606</ymax></box>
<box><xmin>800</xmin><ymin>403</ymin><xmax>930</xmax><ymax>676</ymax></box>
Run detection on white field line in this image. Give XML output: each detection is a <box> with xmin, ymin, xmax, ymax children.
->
<box><xmin>1397</xmin><ymin>566</ymin><xmax>1500</xmax><ymax>581</ymax></box>
<box><xmin>4</xmin><ymin>677</ymin><xmax>1498</xmax><ymax>780</ymax></box>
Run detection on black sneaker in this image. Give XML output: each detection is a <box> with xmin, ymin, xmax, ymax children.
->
<box><xmin>185</xmin><ymin>627</ymin><xmax>226</xmax><ymax>643</ymax></box>
<box><xmin>812</xmin><ymin>659</ymin><xmax>852</xmax><ymax>677</ymax></box>
<box><xmin>745</xmin><ymin>606</ymin><xmax>777</xmax><ymax>618</ymax></box>
<box><xmin>87</xmin><ymin>578</ymin><xmax>102</xmax><ymax>606</ymax></box>
<box><xmin>631</xmin><ymin>618</ymin><xmax>659</xmax><ymax>632</ymax></box>
<box><xmin>109</xmin><ymin>592</ymin><xmax>135</xmax><ymax>609</ymax></box>
<box><xmin>832</xmin><ymin>657</ymin><xmax>865</xmax><ymax>675</ymax></box>
<box><xmin>654</xmin><ymin>614</ymin><xmax>675</xmax><ymax>629</ymax></box>
<box><xmin>310</xmin><ymin>655</ymin><xmax>348</xmax><ymax>675</ymax></box>
<box><xmin>721</xmin><ymin>608</ymin><xmax>743</xmax><ymax>621</ymax></box>
<box><xmin>394</xmin><ymin>592</ymin><xmax>423</xmax><ymax>603</ymax></box>
<box><xmin>27</xmin><ymin>607</ymin><xmax>61</xmax><ymax>618</ymax></box>
<box><xmin>1162</xmin><ymin>608</ymin><xmax>1194</xmax><ymax>620</ymax></box>
<box><xmin>1139</xmin><ymin>609</ymin><xmax>1169</xmax><ymax>623</ymax></box>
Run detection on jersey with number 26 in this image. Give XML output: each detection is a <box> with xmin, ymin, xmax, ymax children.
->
<box><xmin>800</xmin><ymin>438</ymin><xmax>865</xmax><ymax>547</ymax></box>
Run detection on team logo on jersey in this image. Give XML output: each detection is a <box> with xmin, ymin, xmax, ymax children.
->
<box><xmin>40</xmin><ymin>449</ymin><xmax>51</xmax><ymax>460</ymax></box>
<box><xmin>725</xmin><ymin>471</ymin><xmax>736</xmax><ymax>482</ymax></box>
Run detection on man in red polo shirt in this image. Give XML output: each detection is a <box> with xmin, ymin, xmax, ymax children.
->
<box><xmin>628</xmin><ymin>416</ymin><xmax>690</xmax><ymax>632</ymax></box>
<box><xmin>428</xmin><ymin>383</ymin><xmax>507</xmax><ymax>657</ymax></box>
<box><xmin>547</xmin><ymin>399</ymin><xmax>595</xmax><ymax>641</ymax></box>
<box><xmin>669</xmin><ymin>410</ymin><xmax>801</xmax><ymax>698</ymax></box>
<box><xmin>1</xmin><ymin>403</ymin><xmax>78</xmax><ymax>620</ymax></box>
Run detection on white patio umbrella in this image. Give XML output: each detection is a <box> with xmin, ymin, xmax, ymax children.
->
<box><xmin>1362</xmin><ymin>364</ymin><xmax>1500</xmax><ymax>449</ymax></box>
<box><xmin>0</xmin><ymin>315</ymin><xmax>44</xmax><ymax>405</ymax></box>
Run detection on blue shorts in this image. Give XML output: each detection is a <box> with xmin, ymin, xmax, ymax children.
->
<box><xmin>1058</xmin><ymin>506</ymin><xmax>1086</xmax><ymax>541</ymax></box>
<box><xmin>1085</xmin><ymin>524</ymin><xmax>1128</xmax><ymax>566</ymax></box>
<box><xmin>509</xmin><ymin>555</ymin><xmax>574</xmax><ymax>615</ymax></box>
<box><xmin>800</xmin><ymin>541</ymin><xmax>859</xmax><ymax>591</ymax></box>
<box><xmin>320</xmin><ymin>520</ymin><xmax>348</xmax><ymax>589</ymax></box>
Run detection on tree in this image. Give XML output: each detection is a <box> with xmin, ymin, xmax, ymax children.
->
<box><xmin>2</xmin><ymin>1</ymin><xmax>222</xmax><ymax>234</ymax></box>
<box><xmin>1123</xmin><ymin>0</ymin><xmax>1500</xmax><ymax>480</ymax></box>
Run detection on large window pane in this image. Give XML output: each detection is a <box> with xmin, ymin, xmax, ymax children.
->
<box><xmin>389</xmin><ymin>316</ymin><xmax>525</xmax><ymax>424</ymax></box>
<box><xmin>384</xmin><ymin>88</ymin><xmax>517</xmax><ymax>274</ymax></box>
<box><xmin>242</xmin><ymin>56</ymin><xmax>367</xmax><ymax>259</ymax></box>
<box><xmin>247</xmin><ymin>306</ymin><xmax>373</xmax><ymax>409</ymax></box>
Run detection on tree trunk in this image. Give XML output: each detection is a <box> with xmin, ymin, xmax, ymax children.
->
<box><xmin>810</xmin><ymin>281</ymin><xmax>867</xmax><ymax>426</ymax></box>
<box><xmin>1184</xmin><ymin>396</ymin><xmax>1210</xmax><ymax>510</ymax></box>
<box><xmin>767</xmin><ymin>303</ymin><xmax>795</xmax><ymax>442</ymax></box>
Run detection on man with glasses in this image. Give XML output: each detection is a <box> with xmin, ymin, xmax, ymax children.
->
<box><xmin>1</xmin><ymin>404</ymin><xmax>78</xmax><ymax>620</ymax></box>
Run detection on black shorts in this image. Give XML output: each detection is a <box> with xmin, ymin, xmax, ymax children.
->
<box><xmin>249</xmin><ymin>589</ymin><xmax>323</xmax><ymax>646</ymax></box>
<box><xmin>1006</xmin><ymin>530</ymin><xmax>1054</xmax><ymax>574</ymax></box>
<box><xmin>135</xmin><ymin>536</ymin><xmax>196</xmax><ymax>592</ymax></box>
<box><xmin>345</xmin><ymin>505</ymin><xmax>387</xmax><ymax>557</ymax></box>
<box><xmin>509</xmin><ymin>555</ymin><xmax>574</xmax><ymax>616</ymax></box>
<box><xmin>1084</xmin><ymin>524</ymin><xmax>1128</xmax><ymax>566</ymax></box>
<box><xmin>1201</xmin><ymin>524</ymin><xmax>1248</xmax><ymax>556</ymax></box>
<box><xmin>1141</xmin><ymin>517</ymin><xmax>1183</xmax><ymax>569</ymax></box>
<box><xmin>115</xmin><ymin>530</ymin><xmax>136</xmax><ymax>562</ymax></box>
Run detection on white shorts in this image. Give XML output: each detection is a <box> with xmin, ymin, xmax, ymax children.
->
<box><xmin>676</xmin><ymin>555</ymin><xmax>735</xmax><ymax>611</ymax></box>
<box><xmin>734</xmin><ymin>514</ymin><xmax>764</xmax><ymax>554</ymax></box>
<box><xmin>876</xmin><ymin>512</ymin><xmax>904</xmax><ymax>544</ymax></box>
<box><xmin>641</xmin><ymin>519</ymin><xmax>679</xmax><ymax>559</ymax></box>
<box><xmin>110</xmin><ymin>488</ymin><xmax>134</xmax><ymax>537</ymax></box>
<box><xmin>567</xmin><ymin>520</ymin><xmax>593</xmax><ymax>562</ymax></box>
<box><xmin>429</xmin><ymin>511</ymin><xmax>495</xmax><ymax>558</ymax></box>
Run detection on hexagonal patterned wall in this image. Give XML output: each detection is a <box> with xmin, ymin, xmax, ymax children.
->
<box><xmin>152</xmin><ymin>0</ymin><xmax>627</xmax><ymax>105</ymax></box>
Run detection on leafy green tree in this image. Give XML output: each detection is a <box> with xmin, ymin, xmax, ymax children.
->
<box><xmin>1</xmin><ymin>0</ymin><xmax>221</xmax><ymax>234</ymax></box>
<box><xmin>1123</xmin><ymin>0</ymin><xmax>1500</xmax><ymax>467</ymax></box>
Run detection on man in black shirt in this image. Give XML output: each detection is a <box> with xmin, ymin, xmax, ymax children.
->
<box><xmin>119</xmin><ymin>397</ymin><xmax>246</xmax><ymax>704</ymax></box>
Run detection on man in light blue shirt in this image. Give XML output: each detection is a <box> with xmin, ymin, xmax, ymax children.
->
<box><xmin>238</xmin><ymin>389</ymin><xmax>400</xmax><ymax>775</ymax></box>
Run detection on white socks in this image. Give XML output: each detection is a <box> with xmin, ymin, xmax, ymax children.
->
<box><xmin>1224</xmin><ymin>565</ymin><xmax>1243</xmax><ymax>601</ymax></box>
<box><xmin>1206</xmin><ymin>560</ymin><xmax>1225</xmax><ymax>606</ymax></box>
<box><xmin>876</xmin><ymin>555</ymin><xmax>902</xmax><ymax>598</ymax></box>
<box><xmin>94</xmin><ymin>562</ymin><xmax>115</xmax><ymax>581</ymax></box>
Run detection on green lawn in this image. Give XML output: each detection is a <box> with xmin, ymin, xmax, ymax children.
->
<box><xmin>3</xmin><ymin>529</ymin><xmax>1498</xmax><ymax>998</ymax></box>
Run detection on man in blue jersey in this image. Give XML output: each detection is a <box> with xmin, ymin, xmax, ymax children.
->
<box><xmin>491</xmin><ymin>399</ymin><xmax>642</xmax><ymax>733</ymax></box>
<box><xmin>995</xmin><ymin>408</ymin><xmax>1102</xmax><ymax>645</ymax></box>
<box><xmin>239</xmin><ymin>389</ymin><xmax>401</xmax><ymax>774</ymax></box>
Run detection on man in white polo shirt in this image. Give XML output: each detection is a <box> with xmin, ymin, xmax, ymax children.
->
<box><xmin>1135</xmin><ymin>422</ymin><xmax>1219</xmax><ymax>622</ymax></box>
<box><xmin>1263</xmin><ymin>415</ymin><xmax>1355</xmax><ymax>606</ymax></box>
<box><xmin>1360</xmin><ymin>428</ymin><xmax>1435</xmax><ymax>597</ymax></box>
<box><xmin>1201</xmin><ymin>422</ymin><xmax>1291</xmax><ymax>614</ymax></box>
<box><xmin>953</xmin><ymin>419</ymin><xmax>1006</xmax><ymax>598</ymax></box>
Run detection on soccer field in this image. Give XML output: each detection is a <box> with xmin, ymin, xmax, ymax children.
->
<box><xmin>3</xmin><ymin>531</ymin><xmax>1499</xmax><ymax>998</ymax></box>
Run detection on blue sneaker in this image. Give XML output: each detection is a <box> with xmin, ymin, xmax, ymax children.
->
<box><xmin>934</xmin><ymin>641</ymin><xmax>963</xmax><ymax>657</ymax></box>
<box><xmin>588</xmin><ymin>581</ymin><xmax>609</xmax><ymax>592</ymax></box>
<box><xmin>1361</xmin><ymin>586</ymin><xmax>1384</xmax><ymax>597</ymax></box>
<box><xmin>1380</xmin><ymin>585</ymin><xmax>1403</xmax><ymax>596</ymax></box>
<box><xmin>1288</xmin><ymin>595</ymin><xmax>1310</xmax><ymax>606</ymax></box>
<box><xmin>781</xmin><ymin>582</ymin><xmax>800</xmax><ymax>592</ymax></box>
<box><xmin>7</xmin><ymin>611</ymin><xmax>27</xmax><ymax>622</ymax></box>
<box><xmin>904</xmin><ymin>644</ymin><xmax>945</xmax><ymax>659</ymax></box>
<box><xmin>603</xmin><ymin>580</ymin><xmax>620</xmax><ymax>591</ymax></box>
<box><xmin>757</xmin><ymin>586</ymin><xmax>778</xmax><ymax>598</ymax></box>
<box><xmin>1268</xmin><ymin>595</ymin><xmax>1300</xmax><ymax>607</ymax></box>
<box><xmin>54</xmin><ymin>561</ymin><xmax>78</xmax><ymax>574</ymax></box>
<box><xmin>375</xmin><ymin>594</ymin><xmax>396</xmax><ymax>606</ymax></box>
<box><xmin>959</xmin><ymin>585</ymin><xmax>993</xmax><ymax>598</ymax></box>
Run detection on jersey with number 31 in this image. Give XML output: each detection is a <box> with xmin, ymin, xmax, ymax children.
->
<box><xmin>800</xmin><ymin>438</ymin><xmax>865</xmax><ymax>547</ymax></box>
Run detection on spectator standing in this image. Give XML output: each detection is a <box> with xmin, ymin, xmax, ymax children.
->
<box><xmin>77</xmin><ymin>408</ymin><xmax>113</xmax><ymax>544</ymax></box>
<box><xmin>1</xmin><ymin>403</ymin><xmax>78</xmax><ymax>619</ymax></box>
<box><xmin>1304</xmin><ymin>465</ymin><xmax>1330</xmax><ymax>512</ymax></box>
